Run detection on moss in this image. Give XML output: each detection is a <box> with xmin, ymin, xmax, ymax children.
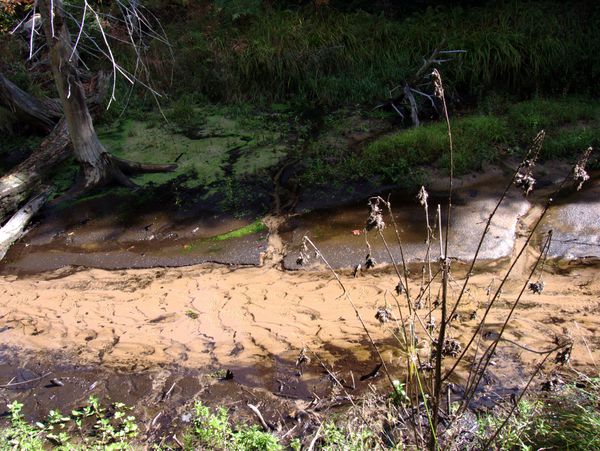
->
<box><xmin>47</xmin><ymin>159</ymin><xmax>79</xmax><ymax>200</ymax></box>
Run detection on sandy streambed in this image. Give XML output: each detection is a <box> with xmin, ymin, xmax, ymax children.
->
<box><xmin>1</xmin><ymin>260</ymin><xmax>598</xmax><ymax>384</ymax></box>
<box><xmin>0</xmin><ymin>252</ymin><xmax>599</xmax><ymax>445</ymax></box>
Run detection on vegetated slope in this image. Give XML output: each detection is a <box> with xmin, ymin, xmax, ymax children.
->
<box><xmin>155</xmin><ymin>1</ymin><xmax>600</xmax><ymax>106</ymax></box>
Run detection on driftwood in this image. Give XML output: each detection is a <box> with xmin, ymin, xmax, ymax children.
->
<box><xmin>0</xmin><ymin>71</ymin><xmax>109</xmax><ymax>260</ymax></box>
<box><xmin>0</xmin><ymin>189</ymin><xmax>51</xmax><ymax>260</ymax></box>
<box><xmin>379</xmin><ymin>48</ymin><xmax>466</xmax><ymax>126</ymax></box>
<box><xmin>0</xmin><ymin>71</ymin><xmax>110</xmax><ymax>224</ymax></box>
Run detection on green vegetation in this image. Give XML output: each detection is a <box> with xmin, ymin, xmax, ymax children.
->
<box><xmin>301</xmin><ymin>97</ymin><xmax>600</xmax><ymax>189</ymax></box>
<box><xmin>1</xmin><ymin>377</ymin><xmax>598</xmax><ymax>449</ymax></box>
<box><xmin>2</xmin><ymin>1</ymin><xmax>598</xmax><ymax>203</ymax></box>
<box><xmin>0</xmin><ymin>397</ymin><xmax>138</xmax><ymax>450</ymax></box>
<box><xmin>185</xmin><ymin>401</ymin><xmax>281</xmax><ymax>450</ymax></box>
<box><xmin>97</xmin><ymin>104</ymin><xmax>286</xmax><ymax>190</ymax></box>
<box><xmin>212</xmin><ymin>219</ymin><xmax>266</xmax><ymax>241</ymax></box>
<box><xmin>166</xmin><ymin>1</ymin><xmax>600</xmax><ymax>106</ymax></box>
<box><xmin>477</xmin><ymin>377</ymin><xmax>600</xmax><ymax>451</ymax></box>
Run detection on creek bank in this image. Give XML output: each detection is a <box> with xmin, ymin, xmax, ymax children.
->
<box><xmin>2</xmin><ymin>163</ymin><xmax>599</xmax><ymax>274</ymax></box>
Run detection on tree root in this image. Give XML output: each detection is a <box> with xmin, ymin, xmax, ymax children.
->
<box><xmin>112</xmin><ymin>155</ymin><xmax>178</xmax><ymax>175</ymax></box>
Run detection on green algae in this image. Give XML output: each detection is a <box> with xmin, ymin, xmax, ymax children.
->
<box><xmin>97</xmin><ymin>106</ymin><xmax>286</xmax><ymax>190</ymax></box>
<box><xmin>211</xmin><ymin>219</ymin><xmax>266</xmax><ymax>241</ymax></box>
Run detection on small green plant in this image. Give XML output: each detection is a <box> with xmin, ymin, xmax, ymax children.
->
<box><xmin>390</xmin><ymin>380</ymin><xmax>409</xmax><ymax>406</ymax></box>
<box><xmin>184</xmin><ymin>401</ymin><xmax>282</xmax><ymax>450</ymax></box>
<box><xmin>316</xmin><ymin>420</ymin><xmax>376</xmax><ymax>450</ymax></box>
<box><xmin>0</xmin><ymin>401</ymin><xmax>44</xmax><ymax>451</ymax></box>
<box><xmin>233</xmin><ymin>425</ymin><xmax>282</xmax><ymax>451</ymax></box>
<box><xmin>189</xmin><ymin>402</ymin><xmax>231</xmax><ymax>448</ymax></box>
<box><xmin>0</xmin><ymin>396</ymin><xmax>139</xmax><ymax>450</ymax></box>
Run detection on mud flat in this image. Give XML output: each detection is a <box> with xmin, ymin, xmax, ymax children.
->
<box><xmin>1</xmin><ymin>259</ymin><xmax>599</xmax><ymax>436</ymax></box>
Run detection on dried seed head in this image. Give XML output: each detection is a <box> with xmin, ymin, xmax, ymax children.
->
<box><xmin>514</xmin><ymin>172</ymin><xmax>536</xmax><ymax>196</ymax></box>
<box><xmin>528</xmin><ymin>280</ymin><xmax>544</xmax><ymax>294</ymax></box>
<box><xmin>541</xmin><ymin>375</ymin><xmax>565</xmax><ymax>392</ymax></box>
<box><xmin>417</xmin><ymin>186</ymin><xmax>429</xmax><ymax>207</ymax></box>
<box><xmin>418</xmin><ymin>362</ymin><xmax>433</xmax><ymax>372</ymax></box>
<box><xmin>573</xmin><ymin>147</ymin><xmax>592</xmax><ymax>191</ymax></box>
<box><xmin>555</xmin><ymin>344</ymin><xmax>573</xmax><ymax>365</ymax></box>
<box><xmin>426</xmin><ymin>317</ymin><xmax>436</xmax><ymax>333</ymax></box>
<box><xmin>522</xmin><ymin>130</ymin><xmax>545</xmax><ymax>169</ymax></box>
<box><xmin>366</xmin><ymin>197</ymin><xmax>385</xmax><ymax>231</ymax></box>
<box><xmin>297</xmin><ymin>238</ymin><xmax>312</xmax><ymax>265</ymax></box>
<box><xmin>441</xmin><ymin>338</ymin><xmax>462</xmax><ymax>358</ymax></box>
<box><xmin>431</xmin><ymin>69</ymin><xmax>444</xmax><ymax>99</ymax></box>
<box><xmin>375</xmin><ymin>306</ymin><xmax>392</xmax><ymax>324</ymax></box>
<box><xmin>414</xmin><ymin>298</ymin><xmax>423</xmax><ymax>310</ymax></box>
<box><xmin>365</xmin><ymin>254</ymin><xmax>376</xmax><ymax>269</ymax></box>
<box><xmin>296</xmin><ymin>347</ymin><xmax>310</xmax><ymax>366</ymax></box>
<box><xmin>395</xmin><ymin>281</ymin><xmax>405</xmax><ymax>295</ymax></box>
<box><xmin>515</xmin><ymin>131</ymin><xmax>544</xmax><ymax>196</ymax></box>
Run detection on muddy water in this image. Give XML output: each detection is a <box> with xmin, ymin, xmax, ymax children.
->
<box><xmin>1</xmin><ymin>261</ymin><xmax>599</xmax><ymax>440</ymax></box>
<box><xmin>283</xmin><ymin>175</ymin><xmax>530</xmax><ymax>269</ymax></box>
<box><xmin>1</xmin><ymin>190</ymin><xmax>268</xmax><ymax>274</ymax></box>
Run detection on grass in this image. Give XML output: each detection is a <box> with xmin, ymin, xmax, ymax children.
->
<box><xmin>159</xmin><ymin>1</ymin><xmax>600</xmax><ymax>106</ymax></box>
<box><xmin>300</xmin><ymin>97</ymin><xmax>600</xmax><ymax>190</ymax></box>
<box><xmin>507</xmin><ymin>98</ymin><xmax>599</xmax><ymax>131</ymax></box>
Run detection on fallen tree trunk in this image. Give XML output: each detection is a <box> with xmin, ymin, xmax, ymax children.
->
<box><xmin>0</xmin><ymin>189</ymin><xmax>51</xmax><ymax>261</ymax></box>
<box><xmin>38</xmin><ymin>0</ymin><xmax>177</xmax><ymax>190</ymax></box>
<box><xmin>0</xmin><ymin>119</ymin><xmax>70</xmax><ymax>224</ymax></box>
<box><xmin>0</xmin><ymin>72</ymin><xmax>62</xmax><ymax>132</ymax></box>
<box><xmin>0</xmin><ymin>71</ymin><xmax>108</xmax><ymax>224</ymax></box>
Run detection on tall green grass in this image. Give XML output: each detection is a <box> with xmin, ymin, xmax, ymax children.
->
<box><xmin>164</xmin><ymin>1</ymin><xmax>600</xmax><ymax>106</ymax></box>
